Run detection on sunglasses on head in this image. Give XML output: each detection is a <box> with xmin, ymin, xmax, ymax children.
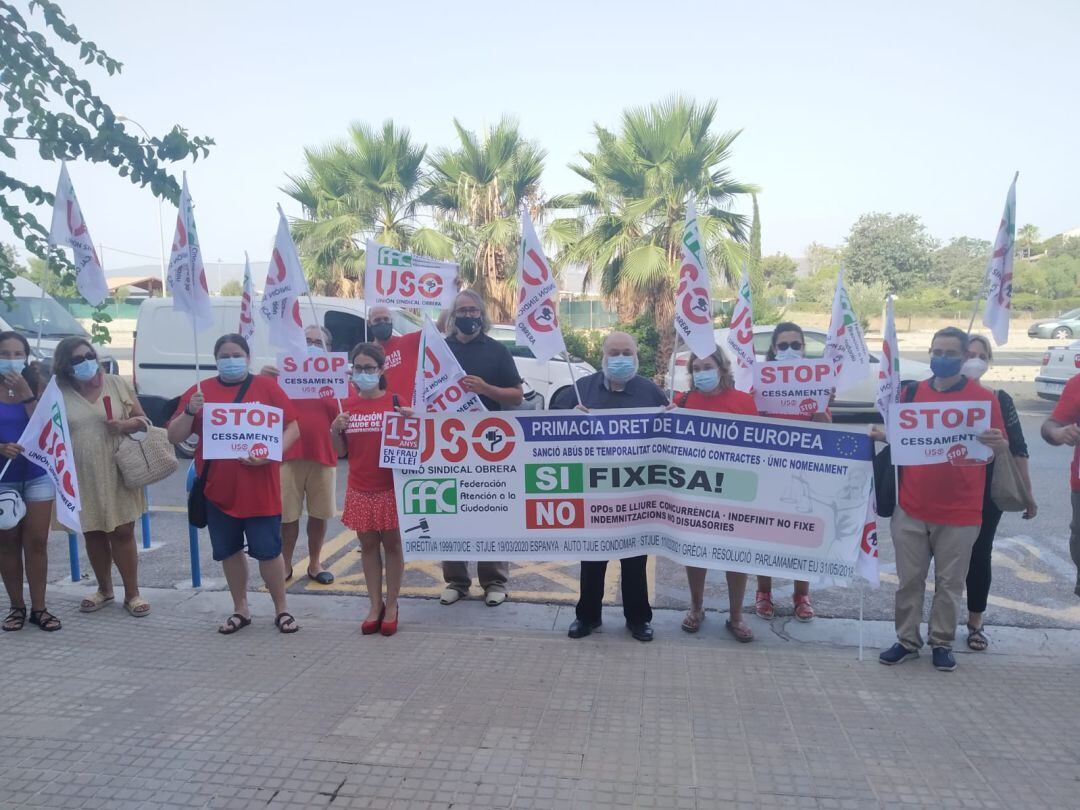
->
<box><xmin>776</xmin><ymin>341</ymin><xmax>802</xmax><ymax>351</ymax></box>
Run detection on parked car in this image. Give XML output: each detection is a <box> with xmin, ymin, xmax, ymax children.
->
<box><xmin>0</xmin><ymin>276</ymin><xmax>118</xmax><ymax>374</ymax></box>
<box><xmin>1034</xmin><ymin>340</ymin><xmax>1080</xmax><ymax>401</ymax></box>
<box><xmin>134</xmin><ymin>300</ymin><xmax>593</xmax><ymax>424</ymax></box>
<box><xmin>487</xmin><ymin>324</ymin><xmax>596</xmax><ymax>409</ymax></box>
<box><xmin>667</xmin><ymin>326</ymin><xmax>932</xmax><ymax>419</ymax></box>
<box><xmin>1028</xmin><ymin>309</ymin><xmax>1080</xmax><ymax>340</ymax></box>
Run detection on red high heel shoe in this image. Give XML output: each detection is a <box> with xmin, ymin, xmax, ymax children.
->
<box><xmin>361</xmin><ymin>605</ymin><xmax>385</xmax><ymax>635</ymax></box>
<box><xmin>380</xmin><ymin>606</ymin><xmax>399</xmax><ymax>637</ymax></box>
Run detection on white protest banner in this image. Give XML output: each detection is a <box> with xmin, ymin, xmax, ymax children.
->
<box><xmin>413</xmin><ymin>316</ymin><xmax>486</xmax><ymax>413</ymax></box>
<box><xmin>167</xmin><ymin>173</ymin><xmax>214</xmax><ymax>332</ymax></box>
<box><xmin>981</xmin><ymin>173</ymin><xmax>1018</xmax><ymax>346</ymax></box>
<box><xmin>260</xmin><ymin>207</ymin><xmax>309</xmax><ymax>354</ymax></box>
<box><xmin>15</xmin><ymin>379</ymin><xmax>81</xmax><ymax>532</ymax></box>
<box><xmin>887</xmin><ymin>400</ymin><xmax>992</xmax><ymax>466</ymax></box>
<box><xmin>674</xmin><ymin>198</ymin><xmax>716</xmax><ymax>358</ymax></box>
<box><xmin>390</xmin><ymin>409</ymin><xmax>874</xmax><ymax>585</ymax></box>
<box><xmin>515</xmin><ymin>210</ymin><xmax>566</xmax><ymax>361</ymax></box>
<box><xmin>364</xmin><ymin>240</ymin><xmax>459</xmax><ymax>311</ymax></box>
<box><xmin>876</xmin><ymin>296</ymin><xmax>900</xmax><ymax>424</ymax></box>
<box><xmin>856</xmin><ymin>486</ymin><xmax>879</xmax><ymax>588</ymax></box>
<box><xmin>202</xmin><ymin>403</ymin><xmax>285</xmax><ymax>461</ymax></box>
<box><xmin>824</xmin><ymin>266</ymin><xmax>871</xmax><ymax>393</ymax></box>
<box><xmin>238</xmin><ymin>252</ymin><xmax>255</xmax><ymax>341</ymax></box>
<box><xmin>727</xmin><ymin>266</ymin><xmax>755</xmax><ymax>392</ymax></box>
<box><xmin>47</xmin><ymin>163</ymin><xmax>109</xmax><ymax>307</ymax></box>
<box><xmin>275</xmin><ymin>352</ymin><xmax>349</xmax><ymax>399</ymax></box>
<box><xmin>380</xmin><ymin>412</ymin><xmax>423</xmax><ymax>470</ymax></box>
<box><xmin>753</xmin><ymin>359</ymin><xmax>834</xmax><ymax>417</ymax></box>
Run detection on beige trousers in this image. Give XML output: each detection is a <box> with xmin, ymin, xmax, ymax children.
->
<box><xmin>442</xmin><ymin>561</ymin><xmax>509</xmax><ymax>595</ymax></box>
<box><xmin>890</xmin><ymin>506</ymin><xmax>979</xmax><ymax>650</ymax></box>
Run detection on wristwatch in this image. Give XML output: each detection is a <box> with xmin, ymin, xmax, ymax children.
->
<box><xmin>184</xmin><ymin>405</ymin><xmax>198</xmax><ymax>416</ymax></box>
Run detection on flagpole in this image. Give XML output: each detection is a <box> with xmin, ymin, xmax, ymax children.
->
<box><xmin>667</xmin><ymin>333</ymin><xmax>683</xmax><ymax>405</ymax></box>
<box><xmin>857</xmin><ymin>582</ymin><xmax>864</xmax><ymax>662</ymax></box>
<box><xmin>192</xmin><ymin>325</ymin><xmax>202</xmax><ymax>394</ymax></box>
<box><xmin>562</xmin><ymin>352</ymin><xmax>583</xmax><ymax>408</ymax></box>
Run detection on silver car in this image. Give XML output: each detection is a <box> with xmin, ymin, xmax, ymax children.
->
<box><xmin>1034</xmin><ymin>340</ymin><xmax>1080</xmax><ymax>400</ymax></box>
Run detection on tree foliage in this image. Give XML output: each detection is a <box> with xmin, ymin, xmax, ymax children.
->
<box><xmin>843</xmin><ymin>213</ymin><xmax>937</xmax><ymax>294</ymax></box>
<box><xmin>931</xmin><ymin>236</ymin><xmax>991</xmax><ymax>298</ymax></box>
<box><xmin>219</xmin><ymin>279</ymin><xmax>243</xmax><ymax>297</ymax></box>
<box><xmin>760</xmin><ymin>252</ymin><xmax>798</xmax><ymax>289</ymax></box>
<box><xmin>0</xmin><ymin>0</ymin><xmax>213</xmax><ymax>341</ymax></box>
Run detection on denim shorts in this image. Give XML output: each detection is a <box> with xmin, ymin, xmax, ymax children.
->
<box><xmin>205</xmin><ymin>500</ymin><xmax>282</xmax><ymax>562</ymax></box>
<box><xmin>0</xmin><ymin>475</ymin><xmax>55</xmax><ymax>503</ymax></box>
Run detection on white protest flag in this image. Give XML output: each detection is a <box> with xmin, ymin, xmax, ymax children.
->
<box><xmin>260</xmin><ymin>206</ymin><xmax>309</xmax><ymax>354</ymax></box>
<box><xmin>167</xmin><ymin>173</ymin><xmax>214</xmax><ymax>332</ymax></box>
<box><xmin>856</xmin><ymin>484</ymin><xmax>880</xmax><ymax>588</ymax></box>
<box><xmin>875</xmin><ymin>295</ymin><xmax>900</xmax><ymax>424</ymax></box>
<box><xmin>674</xmin><ymin>198</ymin><xmax>716</xmax><ymax>358</ymax></box>
<box><xmin>515</xmin><ymin>210</ymin><xmax>566</xmax><ymax>361</ymax></box>
<box><xmin>726</xmin><ymin>264</ymin><xmax>755</xmax><ymax>392</ymax></box>
<box><xmin>981</xmin><ymin>173</ymin><xmax>1018</xmax><ymax>346</ymax></box>
<box><xmin>825</xmin><ymin>266</ymin><xmax>872</xmax><ymax>393</ymax></box>
<box><xmin>413</xmin><ymin>316</ymin><xmax>486</xmax><ymax>413</ymax></box>
<box><xmin>47</xmin><ymin>163</ymin><xmax>109</xmax><ymax>307</ymax></box>
<box><xmin>15</xmin><ymin>378</ymin><xmax>82</xmax><ymax>532</ymax></box>
<box><xmin>364</xmin><ymin>239</ymin><xmax>459</xmax><ymax>311</ymax></box>
<box><xmin>238</xmin><ymin>252</ymin><xmax>255</xmax><ymax>341</ymax></box>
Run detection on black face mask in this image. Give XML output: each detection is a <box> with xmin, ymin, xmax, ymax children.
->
<box><xmin>455</xmin><ymin>316</ymin><xmax>482</xmax><ymax>336</ymax></box>
<box><xmin>370</xmin><ymin>322</ymin><xmax>393</xmax><ymax>342</ymax></box>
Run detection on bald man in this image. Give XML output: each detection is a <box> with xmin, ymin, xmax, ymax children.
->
<box><xmin>550</xmin><ymin>331</ymin><xmax>667</xmax><ymax>642</ymax></box>
<box><xmin>368</xmin><ymin>305</ymin><xmax>422</xmax><ymax>402</ymax></box>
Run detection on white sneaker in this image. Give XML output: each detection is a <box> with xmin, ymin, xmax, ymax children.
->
<box><xmin>440</xmin><ymin>587</ymin><xmax>464</xmax><ymax>605</ymax></box>
<box><xmin>484</xmin><ymin>590</ymin><xmax>508</xmax><ymax>607</ymax></box>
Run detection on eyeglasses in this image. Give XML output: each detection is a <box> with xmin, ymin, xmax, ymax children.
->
<box><xmin>353</xmin><ymin>365</ymin><xmax>381</xmax><ymax>374</ymax></box>
<box><xmin>455</xmin><ymin>307</ymin><xmax>482</xmax><ymax>317</ymax></box>
<box><xmin>72</xmin><ymin>351</ymin><xmax>97</xmax><ymax>363</ymax></box>
<box><xmin>305</xmin><ymin>339</ymin><xmax>325</xmax><ymax>348</ymax></box>
<box><xmin>776</xmin><ymin>341</ymin><xmax>802</xmax><ymax>351</ymax></box>
<box><xmin>929</xmin><ymin>349</ymin><xmax>963</xmax><ymax>359</ymax></box>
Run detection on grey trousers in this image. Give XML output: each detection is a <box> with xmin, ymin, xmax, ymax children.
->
<box><xmin>891</xmin><ymin>506</ymin><xmax>979</xmax><ymax>650</ymax></box>
<box><xmin>1070</xmin><ymin>491</ymin><xmax>1080</xmax><ymax>598</ymax></box>
<box><xmin>442</xmin><ymin>561</ymin><xmax>509</xmax><ymax>594</ymax></box>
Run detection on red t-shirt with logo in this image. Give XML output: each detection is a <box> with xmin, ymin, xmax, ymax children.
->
<box><xmin>898</xmin><ymin>378</ymin><xmax>1005</xmax><ymax>526</ymax></box>
<box><xmin>680</xmin><ymin>388</ymin><xmax>758</xmax><ymax>416</ymax></box>
<box><xmin>342</xmin><ymin>391</ymin><xmax>396</xmax><ymax>492</ymax></box>
<box><xmin>171</xmin><ymin>375</ymin><xmax>298</xmax><ymax>519</ymax></box>
<box><xmin>283</xmin><ymin>395</ymin><xmax>339</xmax><ymax>466</ymax></box>
<box><xmin>1050</xmin><ymin>374</ymin><xmax>1080</xmax><ymax>492</ymax></box>
<box><xmin>381</xmin><ymin>332</ymin><xmax>421</xmax><ymax>403</ymax></box>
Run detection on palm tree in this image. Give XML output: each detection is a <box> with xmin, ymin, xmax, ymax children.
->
<box><xmin>422</xmin><ymin>117</ymin><xmax>546</xmax><ymax>320</ymax></box>
<box><xmin>547</xmin><ymin>96</ymin><xmax>758</xmax><ymax>368</ymax></box>
<box><xmin>283</xmin><ymin>120</ymin><xmax>452</xmax><ymax>295</ymax></box>
<box><xmin>1017</xmin><ymin>223</ymin><xmax>1040</xmax><ymax>260</ymax></box>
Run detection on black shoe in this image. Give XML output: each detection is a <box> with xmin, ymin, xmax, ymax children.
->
<box><xmin>626</xmin><ymin>622</ymin><xmax>654</xmax><ymax>642</ymax></box>
<box><xmin>568</xmin><ymin>619</ymin><xmax>601</xmax><ymax>639</ymax></box>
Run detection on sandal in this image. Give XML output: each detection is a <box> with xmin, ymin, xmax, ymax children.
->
<box><xmin>725</xmin><ymin>619</ymin><xmax>754</xmax><ymax>643</ymax></box>
<box><xmin>755</xmin><ymin>591</ymin><xmax>775</xmax><ymax>620</ymax></box>
<box><xmin>124</xmin><ymin>596</ymin><xmax>151</xmax><ymax>618</ymax></box>
<box><xmin>218</xmin><ymin>613</ymin><xmax>252</xmax><ymax>635</ymax></box>
<box><xmin>966</xmin><ymin>624</ymin><xmax>989</xmax><ymax>652</ymax></box>
<box><xmin>79</xmin><ymin>591</ymin><xmax>114</xmax><ymax>613</ymax></box>
<box><xmin>28</xmin><ymin>608</ymin><xmax>61</xmax><ymax>632</ymax></box>
<box><xmin>275</xmin><ymin>612</ymin><xmax>299</xmax><ymax>634</ymax></box>
<box><xmin>2</xmin><ymin>605</ymin><xmax>26</xmax><ymax>631</ymax></box>
<box><xmin>681</xmin><ymin>608</ymin><xmax>705</xmax><ymax>633</ymax></box>
<box><xmin>793</xmin><ymin>594</ymin><xmax>815</xmax><ymax>622</ymax></box>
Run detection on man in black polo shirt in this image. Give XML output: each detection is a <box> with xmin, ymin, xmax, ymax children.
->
<box><xmin>551</xmin><ymin>330</ymin><xmax>668</xmax><ymax>642</ymax></box>
<box><xmin>441</xmin><ymin>290</ymin><xmax>523</xmax><ymax>607</ymax></box>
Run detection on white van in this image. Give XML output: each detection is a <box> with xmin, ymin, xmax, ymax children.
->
<box><xmin>0</xmin><ymin>276</ymin><xmax>118</xmax><ymax>373</ymax></box>
<box><xmin>133</xmin><ymin>297</ymin><xmax>593</xmax><ymax>424</ymax></box>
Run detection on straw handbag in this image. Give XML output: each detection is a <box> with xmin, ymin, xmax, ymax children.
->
<box><xmin>115</xmin><ymin>423</ymin><xmax>178</xmax><ymax>488</ymax></box>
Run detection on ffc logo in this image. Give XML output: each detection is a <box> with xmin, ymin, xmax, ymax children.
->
<box><xmin>403</xmin><ymin>479</ymin><xmax>457</xmax><ymax>515</ymax></box>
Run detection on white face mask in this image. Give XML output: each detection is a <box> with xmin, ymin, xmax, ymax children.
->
<box><xmin>961</xmin><ymin>358</ymin><xmax>989</xmax><ymax>380</ymax></box>
<box><xmin>775</xmin><ymin>348</ymin><xmax>803</xmax><ymax>362</ymax></box>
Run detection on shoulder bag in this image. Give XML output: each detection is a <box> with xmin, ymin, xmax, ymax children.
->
<box><xmin>105</xmin><ymin>390</ymin><xmax>179</xmax><ymax>489</ymax></box>
<box><xmin>187</xmin><ymin>376</ymin><xmax>253</xmax><ymax>528</ymax></box>
<box><xmin>990</xmin><ymin>390</ymin><xmax>1028</xmax><ymax>512</ymax></box>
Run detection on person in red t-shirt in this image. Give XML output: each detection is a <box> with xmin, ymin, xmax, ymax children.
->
<box><xmin>260</xmin><ymin>326</ymin><xmax>340</xmax><ymax>585</ymax></box>
<box><xmin>755</xmin><ymin>322</ymin><xmax>832</xmax><ymax>623</ymax></box>
<box><xmin>330</xmin><ymin>342</ymin><xmax>407</xmax><ymax>637</ymax></box>
<box><xmin>1041</xmin><ymin>374</ymin><xmax>1080</xmax><ymax>599</ymax></box>
<box><xmin>368</xmin><ymin>305</ymin><xmax>421</xmax><ymax>404</ymax></box>
<box><xmin>879</xmin><ymin>327</ymin><xmax>1006</xmax><ymax>673</ymax></box>
<box><xmin>675</xmin><ymin>345</ymin><xmax>758</xmax><ymax>643</ymax></box>
<box><xmin>167</xmin><ymin>333</ymin><xmax>301</xmax><ymax>636</ymax></box>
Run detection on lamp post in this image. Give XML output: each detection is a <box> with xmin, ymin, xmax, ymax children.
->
<box><xmin>117</xmin><ymin>116</ymin><xmax>168</xmax><ymax>297</ymax></box>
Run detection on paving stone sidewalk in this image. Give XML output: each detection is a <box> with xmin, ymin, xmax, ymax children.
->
<box><xmin>3</xmin><ymin>587</ymin><xmax>1080</xmax><ymax>810</ymax></box>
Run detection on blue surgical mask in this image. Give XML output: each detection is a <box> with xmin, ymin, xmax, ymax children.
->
<box><xmin>692</xmin><ymin>369</ymin><xmax>720</xmax><ymax>392</ymax></box>
<box><xmin>306</xmin><ymin>343</ymin><xmax>325</xmax><ymax>355</ymax></box>
<box><xmin>353</xmin><ymin>371</ymin><xmax>381</xmax><ymax>391</ymax></box>
<box><xmin>930</xmin><ymin>355</ymin><xmax>964</xmax><ymax>379</ymax></box>
<box><xmin>605</xmin><ymin>356</ymin><xmax>637</xmax><ymax>383</ymax></box>
<box><xmin>72</xmin><ymin>357</ymin><xmax>99</xmax><ymax>382</ymax></box>
<box><xmin>216</xmin><ymin>357</ymin><xmax>248</xmax><ymax>382</ymax></box>
<box><xmin>775</xmin><ymin>348</ymin><xmax>803</xmax><ymax>361</ymax></box>
<box><xmin>0</xmin><ymin>359</ymin><xmax>26</xmax><ymax>376</ymax></box>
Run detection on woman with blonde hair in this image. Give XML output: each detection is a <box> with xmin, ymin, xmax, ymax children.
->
<box><xmin>675</xmin><ymin>344</ymin><xmax>758</xmax><ymax>641</ymax></box>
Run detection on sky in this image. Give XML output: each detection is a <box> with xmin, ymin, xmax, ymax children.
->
<box><xmin>5</xmin><ymin>0</ymin><xmax>1079</xmax><ymax>278</ymax></box>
